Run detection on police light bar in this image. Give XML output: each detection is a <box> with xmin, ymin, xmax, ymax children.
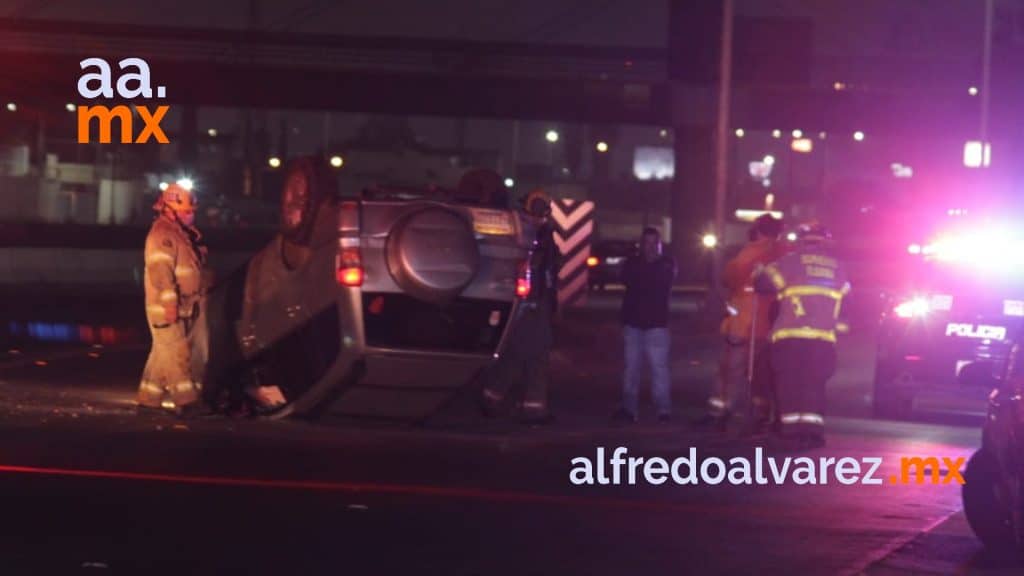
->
<box><xmin>915</xmin><ymin>226</ymin><xmax>1020</xmax><ymax>270</ymax></box>
<box><xmin>894</xmin><ymin>297</ymin><xmax>929</xmax><ymax>319</ymax></box>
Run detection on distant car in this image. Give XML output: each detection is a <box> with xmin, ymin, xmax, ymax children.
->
<box><xmin>962</xmin><ymin>337</ymin><xmax>1024</xmax><ymax>556</ymax></box>
<box><xmin>199</xmin><ymin>179</ymin><xmax>534</xmax><ymax>420</ymax></box>
<box><xmin>873</xmin><ymin>220</ymin><xmax>1024</xmax><ymax>420</ymax></box>
<box><xmin>587</xmin><ymin>239</ymin><xmax>636</xmax><ymax>290</ymax></box>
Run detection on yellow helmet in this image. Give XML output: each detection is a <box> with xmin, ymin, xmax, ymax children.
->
<box><xmin>154</xmin><ymin>182</ymin><xmax>197</xmax><ymax>214</ymax></box>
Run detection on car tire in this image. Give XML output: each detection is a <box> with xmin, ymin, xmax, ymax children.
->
<box><xmin>872</xmin><ymin>361</ymin><xmax>912</xmax><ymax>420</ymax></box>
<box><xmin>963</xmin><ymin>448</ymin><xmax>1017</xmax><ymax>555</ymax></box>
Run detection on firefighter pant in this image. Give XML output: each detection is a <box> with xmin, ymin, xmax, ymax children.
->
<box><xmin>138</xmin><ymin>315</ymin><xmax>202</xmax><ymax>408</ymax></box>
<box><xmin>482</xmin><ymin>301</ymin><xmax>552</xmax><ymax>417</ymax></box>
<box><xmin>622</xmin><ymin>326</ymin><xmax>671</xmax><ymax>417</ymax></box>
<box><xmin>770</xmin><ymin>339</ymin><xmax>836</xmax><ymax>439</ymax></box>
<box><xmin>710</xmin><ymin>338</ymin><xmax>773</xmax><ymax>422</ymax></box>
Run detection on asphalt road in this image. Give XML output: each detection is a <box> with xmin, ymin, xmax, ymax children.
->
<box><xmin>0</xmin><ymin>290</ymin><xmax>1014</xmax><ymax>575</ymax></box>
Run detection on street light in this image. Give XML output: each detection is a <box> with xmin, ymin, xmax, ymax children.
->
<box><xmin>968</xmin><ymin>86</ymin><xmax>979</xmax><ymax>96</ymax></box>
<box><xmin>763</xmin><ymin>155</ymin><xmax>776</xmax><ymax>166</ymax></box>
<box><xmin>5</xmin><ymin>103</ymin><xmax>16</xmax><ymax>112</ymax></box>
<box><xmin>207</xmin><ymin>128</ymin><xmax>218</xmax><ymax>137</ymax></box>
<box><xmin>853</xmin><ymin>131</ymin><xmax>865</xmax><ymax>142</ymax></box>
<box><xmin>771</xmin><ymin>129</ymin><xmax>782</xmax><ymax>139</ymax></box>
<box><xmin>268</xmin><ymin>156</ymin><xmax>282</xmax><ymax>168</ymax></box>
<box><xmin>330</xmin><ymin>155</ymin><xmax>344</xmax><ymax>168</ymax></box>
<box><xmin>734</xmin><ymin>128</ymin><xmax>745</xmax><ymax>138</ymax></box>
<box><xmin>596</xmin><ymin>141</ymin><xmax>609</xmax><ymax>153</ymax></box>
<box><xmin>65</xmin><ymin>103</ymin><xmax>76</xmax><ymax>112</ymax></box>
<box><xmin>504</xmin><ymin>177</ymin><xmax>514</xmax><ymax>188</ymax></box>
<box><xmin>702</xmin><ymin>233</ymin><xmax>718</xmax><ymax>249</ymax></box>
<box><xmin>791</xmin><ymin>129</ymin><xmax>803</xmax><ymax>139</ymax></box>
<box><xmin>545</xmin><ymin>130</ymin><xmax>559</xmax><ymax>143</ymax></box>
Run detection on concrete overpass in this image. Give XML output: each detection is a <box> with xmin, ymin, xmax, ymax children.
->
<box><xmin>0</xmin><ymin>16</ymin><xmax>983</xmax><ymax>137</ymax></box>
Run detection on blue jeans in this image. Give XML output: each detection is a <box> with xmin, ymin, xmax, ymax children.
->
<box><xmin>622</xmin><ymin>326</ymin><xmax>672</xmax><ymax>417</ymax></box>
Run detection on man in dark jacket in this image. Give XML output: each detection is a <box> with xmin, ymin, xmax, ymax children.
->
<box><xmin>613</xmin><ymin>227</ymin><xmax>677</xmax><ymax>424</ymax></box>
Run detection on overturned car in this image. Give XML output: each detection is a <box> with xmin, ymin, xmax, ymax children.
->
<box><xmin>197</xmin><ymin>161</ymin><xmax>535</xmax><ymax>420</ymax></box>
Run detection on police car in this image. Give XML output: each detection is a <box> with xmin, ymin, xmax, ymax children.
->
<box><xmin>873</xmin><ymin>217</ymin><xmax>1024</xmax><ymax>419</ymax></box>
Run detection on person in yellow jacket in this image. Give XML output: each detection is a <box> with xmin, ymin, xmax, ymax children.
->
<box><xmin>137</xmin><ymin>182</ymin><xmax>209</xmax><ymax>415</ymax></box>
<box><xmin>755</xmin><ymin>222</ymin><xmax>850</xmax><ymax>449</ymax></box>
<box><xmin>706</xmin><ymin>214</ymin><xmax>787</xmax><ymax>432</ymax></box>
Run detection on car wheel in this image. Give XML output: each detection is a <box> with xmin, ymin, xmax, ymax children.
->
<box><xmin>963</xmin><ymin>448</ymin><xmax>1016</xmax><ymax>554</ymax></box>
<box><xmin>872</xmin><ymin>361</ymin><xmax>913</xmax><ymax>420</ymax></box>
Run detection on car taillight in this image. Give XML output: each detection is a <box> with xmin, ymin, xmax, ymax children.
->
<box><xmin>516</xmin><ymin>261</ymin><xmax>531</xmax><ymax>299</ymax></box>
<box><xmin>893</xmin><ymin>297</ymin><xmax>929</xmax><ymax>319</ymax></box>
<box><xmin>336</xmin><ymin>247</ymin><xmax>363</xmax><ymax>287</ymax></box>
<box><xmin>586</xmin><ymin>256</ymin><xmax>599</xmax><ymax>267</ymax></box>
<box><xmin>337</xmin><ymin>201</ymin><xmax>363</xmax><ymax>287</ymax></box>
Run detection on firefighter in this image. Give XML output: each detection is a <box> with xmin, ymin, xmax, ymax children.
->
<box><xmin>707</xmin><ymin>214</ymin><xmax>787</xmax><ymax>433</ymax></box>
<box><xmin>137</xmin><ymin>181</ymin><xmax>209</xmax><ymax>416</ymax></box>
<box><xmin>755</xmin><ymin>223</ymin><xmax>850</xmax><ymax>449</ymax></box>
<box><xmin>481</xmin><ymin>189</ymin><xmax>559</xmax><ymax>424</ymax></box>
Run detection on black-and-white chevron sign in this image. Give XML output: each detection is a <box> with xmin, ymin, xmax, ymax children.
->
<box><xmin>550</xmin><ymin>198</ymin><xmax>594</xmax><ymax>308</ymax></box>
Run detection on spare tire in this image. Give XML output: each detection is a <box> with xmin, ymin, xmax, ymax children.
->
<box><xmin>386</xmin><ymin>207</ymin><xmax>479</xmax><ymax>303</ymax></box>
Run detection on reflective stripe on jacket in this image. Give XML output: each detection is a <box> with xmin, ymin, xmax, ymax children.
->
<box><xmin>755</xmin><ymin>246</ymin><xmax>850</xmax><ymax>344</ymax></box>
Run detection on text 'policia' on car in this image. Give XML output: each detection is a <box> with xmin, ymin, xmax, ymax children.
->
<box><xmin>196</xmin><ymin>162</ymin><xmax>538</xmax><ymax>420</ymax></box>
